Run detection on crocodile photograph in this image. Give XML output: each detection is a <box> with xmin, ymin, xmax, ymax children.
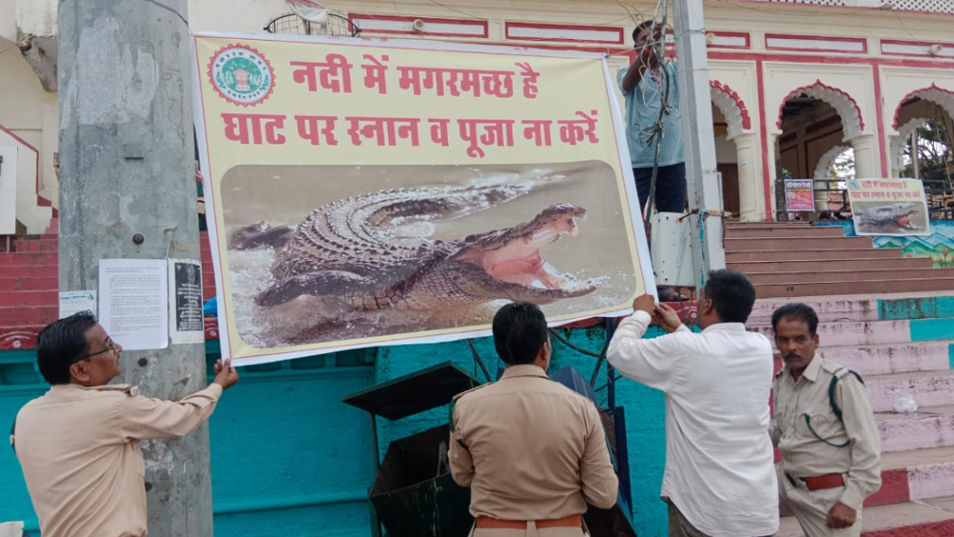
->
<box><xmin>853</xmin><ymin>201</ymin><xmax>928</xmax><ymax>235</ymax></box>
<box><xmin>219</xmin><ymin>162</ymin><xmax>642</xmax><ymax>348</ymax></box>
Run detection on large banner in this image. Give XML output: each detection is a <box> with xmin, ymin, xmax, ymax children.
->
<box><xmin>193</xmin><ymin>33</ymin><xmax>652</xmax><ymax>364</ymax></box>
<box><xmin>847</xmin><ymin>178</ymin><xmax>930</xmax><ymax>236</ymax></box>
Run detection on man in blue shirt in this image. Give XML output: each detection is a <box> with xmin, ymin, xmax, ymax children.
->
<box><xmin>618</xmin><ymin>20</ymin><xmax>686</xmax><ymax>216</ymax></box>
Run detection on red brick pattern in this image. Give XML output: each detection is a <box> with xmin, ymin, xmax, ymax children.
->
<box><xmin>0</xmin><ymin>232</ymin><xmax>219</xmax><ymax>350</ymax></box>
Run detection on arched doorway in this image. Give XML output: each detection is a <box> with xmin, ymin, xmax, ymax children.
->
<box><xmin>774</xmin><ymin>81</ymin><xmax>866</xmax><ymax>220</ymax></box>
<box><xmin>890</xmin><ymin>85</ymin><xmax>954</xmax><ymax>219</ymax></box>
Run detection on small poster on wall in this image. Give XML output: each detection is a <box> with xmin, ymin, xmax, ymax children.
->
<box><xmin>847</xmin><ymin>178</ymin><xmax>930</xmax><ymax>236</ymax></box>
<box><xmin>784</xmin><ymin>179</ymin><xmax>815</xmax><ymax>212</ymax></box>
<box><xmin>59</xmin><ymin>290</ymin><xmax>97</xmax><ymax>319</ymax></box>
<box><xmin>168</xmin><ymin>259</ymin><xmax>205</xmax><ymax>345</ymax></box>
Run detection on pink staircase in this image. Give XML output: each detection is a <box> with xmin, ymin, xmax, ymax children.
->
<box><xmin>726</xmin><ymin>223</ymin><xmax>954</xmax><ymax>298</ymax></box>
<box><xmin>749</xmin><ymin>295</ymin><xmax>954</xmax><ymax>536</ymax></box>
<box><xmin>0</xmin><ymin>235</ymin><xmax>59</xmax><ymax>349</ymax></box>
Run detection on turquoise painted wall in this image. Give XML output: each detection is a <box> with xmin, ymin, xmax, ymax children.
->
<box><xmin>818</xmin><ymin>220</ymin><xmax>954</xmax><ymax>267</ymax></box>
<box><xmin>0</xmin><ymin>351</ymin><xmax>41</xmax><ymax>533</ymax></box>
<box><xmin>0</xmin><ymin>328</ymin><xmax>670</xmax><ymax>537</ymax></box>
<box><xmin>0</xmin><ymin>346</ymin><xmax>379</xmax><ymax>537</ymax></box>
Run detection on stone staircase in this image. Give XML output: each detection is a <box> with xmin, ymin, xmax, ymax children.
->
<box><xmin>725</xmin><ymin>223</ymin><xmax>954</xmax><ymax>298</ymax></box>
<box><xmin>748</xmin><ymin>294</ymin><xmax>954</xmax><ymax>537</ymax></box>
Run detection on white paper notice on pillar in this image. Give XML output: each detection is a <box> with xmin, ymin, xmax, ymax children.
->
<box><xmin>0</xmin><ymin>146</ymin><xmax>17</xmax><ymax>235</ymax></box>
<box><xmin>168</xmin><ymin>259</ymin><xmax>205</xmax><ymax>345</ymax></box>
<box><xmin>98</xmin><ymin>259</ymin><xmax>169</xmax><ymax>350</ymax></box>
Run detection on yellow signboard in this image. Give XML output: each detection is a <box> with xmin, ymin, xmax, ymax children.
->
<box><xmin>193</xmin><ymin>33</ymin><xmax>651</xmax><ymax>364</ymax></box>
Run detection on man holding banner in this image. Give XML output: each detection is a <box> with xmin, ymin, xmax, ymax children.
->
<box><xmin>607</xmin><ymin>270</ymin><xmax>779</xmax><ymax>537</ymax></box>
<box><xmin>12</xmin><ymin>312</ymin><xmax>239</xmax><ymax>537</ymax></box>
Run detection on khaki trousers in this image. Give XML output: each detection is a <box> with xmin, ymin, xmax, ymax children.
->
<box><xmin>780</xmin><ymin>481</ymin><xmax>862</xmax><ymax>537</ymax></box>
<box><xmin>667</xmin><ymin>498</ymin><xmax>777</xmax><ymax>537</ymax></box>
<box><xmin>667</xmin><ymin>500</ymin><xmax>714</xmax><ymax>537</ymax></box>
<box><xmin>468</xmin><ymin>521</ymin><xmax>589</xmax><ymax>537</ymax></box>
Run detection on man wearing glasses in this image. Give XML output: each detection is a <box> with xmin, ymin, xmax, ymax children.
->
<box><xmin>11</xmin><ymin>311</ymin><xmax>239</xmax><ymax>537</ymax></box>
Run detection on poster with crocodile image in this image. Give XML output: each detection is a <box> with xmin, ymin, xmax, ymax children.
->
<box><xmin>193</xmin><ymin>33</ymin><xmax>653</xmax><ymax>364</ymax></box>
<box><xmin>847</xmin><ymin>179</ymin><xmax>930</xmax><ymax>236</ymax></box>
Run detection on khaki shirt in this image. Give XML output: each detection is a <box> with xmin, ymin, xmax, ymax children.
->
<box><xmin>13</xmin><ymin>382</ymin><xmax>223</xmax><ymax>537</ymax></box>
<box><xmin>449</xmin><ymin>364</ymin><xmax>618</xmax><ymax>520</ymax></box>
<box><xmin>772</xmin><ymin>355</ymin><xmax>882</xmax><ymax>509</ymax></box>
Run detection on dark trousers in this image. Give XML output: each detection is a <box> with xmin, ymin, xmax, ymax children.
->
<box><xmin>633</xmin><ymin>162</ymin><xmax>687</xmax><ymax>214</ymax></box>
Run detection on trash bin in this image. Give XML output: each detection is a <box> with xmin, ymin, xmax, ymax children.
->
<box><xmin>343</xmin><ymin>361</ymin><xmax>480</xmax><ymax>537</ymax></box>
<box><xmin>368</xmin><ymin>424</ymin><xmax>473</xmax><ymax>536</ymax></box>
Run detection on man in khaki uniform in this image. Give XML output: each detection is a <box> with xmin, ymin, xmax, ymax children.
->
<box><xmin>12</xmin><ymin>311</ymin><xmax>239</xmax><ymax>537</ymax></box>
<box><xmin>771</xmin><ymin>303</ymin><xmax>882</xmax><ymax>537</ymax></box>
<box><xmin>449</xmin><ymin>302</ymin><xmax>618</xmax><ymax>536</ymax></box>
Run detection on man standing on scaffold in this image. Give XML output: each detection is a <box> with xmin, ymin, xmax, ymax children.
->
<box><xmin>619</xmin><ymin>19</ymin><xmax>688</xmax><ymax>302</ymax></box>
<box><xmin>619</xmin><ymin>19</ymin><xmax>686</xmax><ymax>217</ymax></box>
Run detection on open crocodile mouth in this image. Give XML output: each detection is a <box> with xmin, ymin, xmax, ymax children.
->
<box><xmin>455</xmin><ymin>203</ymin><xmax>592</xmax><ymax>292</ymax></box>
<box><xmin>894</xmin><ymin>210</ymin><xmax>919</xmax><ymax>228</ymax></box>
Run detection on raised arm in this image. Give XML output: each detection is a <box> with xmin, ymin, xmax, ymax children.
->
<box><xmin>606</xmin><ymin>295</ymin><xmax>690</xmax><ymax>391</ymax></box>
<box><xmin>118</xmin><ymin>359</ymin><xmax>239</xmax><ymax>440</ymax></box>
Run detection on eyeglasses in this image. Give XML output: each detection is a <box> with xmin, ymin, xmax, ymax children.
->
<box><xmin>71</xmin><ymin>337</ymin><xmax>119</xmax><ymax>364</ymax></box>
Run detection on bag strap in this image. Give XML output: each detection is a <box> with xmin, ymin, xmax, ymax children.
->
<box><xmin>829</xmin><ymin>369</ymin><xmax>864</xmax><ymax>424</ymax></box>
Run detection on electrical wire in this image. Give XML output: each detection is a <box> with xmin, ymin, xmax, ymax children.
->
<box><xmin>424</xmin><ymin>0</ymin><xmax>484</xmax><ymax>19</ymax></box>
<box><xmin>466</xmin><ymin>339</ymin><xmax>492</xmax><ymax>383</ymax></box>
<box><xmin>549</xmin><ymin>328</ymin><xmax>603</xmax><ymax>358</ymax></box>
<box><xmin>627</xmin><ymin>0</ymin><xmax>679</xmax><ymax>221</ymax></box>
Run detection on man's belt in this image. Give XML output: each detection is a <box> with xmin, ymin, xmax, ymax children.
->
<box><xmin>787</xmin><ymin>472</ymin><xmax>845</xmax><ymax>491</ymax></box>
<box><xmin>475</xmin><ymin>514</ymin><xmax>583</xmax><ymax>530</ymax></box>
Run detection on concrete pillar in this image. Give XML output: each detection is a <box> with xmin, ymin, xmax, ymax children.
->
<box><xmin>852</xmin><ymin>134</ymin><xmax>880</xmax><ymax>179</ymax></box>
<box><xmin>58</xmin><ymin>1</ymin><xmax>214</xmax><ymax>536</ymax></box>
<box><xmin>765</xmin><ymin>132</ymin><xmax>781</xmax><ymax>221</ymax></box>
<box><xmin>731</xmin><ymin>132</ymin><xmax>764</xmax><ymax>222</ymax></box>
<box><xmin>673</xmin><ymin>0</ymin><xmax>726</xmax><ymax>272</ymax></box>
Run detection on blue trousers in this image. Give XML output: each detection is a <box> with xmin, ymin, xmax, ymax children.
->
<box><xmin>633</xmin><ymin>163</ymin><xmax>687</xmax><ymax>214</ymax></box>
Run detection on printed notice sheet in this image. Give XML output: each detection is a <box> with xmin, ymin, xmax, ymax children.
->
<box><xmin>99</xmin><ymin>259</ymin><xmax>169</xmax><ymax>350</ymax></box>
